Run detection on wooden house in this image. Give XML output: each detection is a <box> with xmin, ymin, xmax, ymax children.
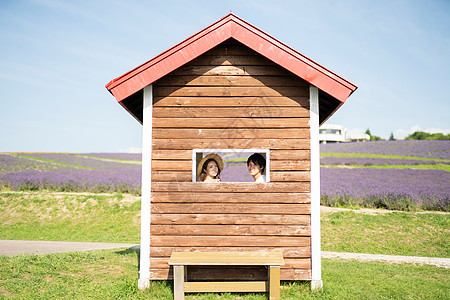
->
<box><xmin>106</xmin><ymin>13</ymin><xmax>357</xmax><ymax>291</ymax></box>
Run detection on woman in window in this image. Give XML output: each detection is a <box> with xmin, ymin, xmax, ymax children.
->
<box><xmin>247</xmin><ymin>153</ymin><xmax>266</xmax><ymax>183</ymax></box>
<box><xmin>197</xmin><ymin>154</ymin><xmax>224</xmax><ymax>182</ymax></box>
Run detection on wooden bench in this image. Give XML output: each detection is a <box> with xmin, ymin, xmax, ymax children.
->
<box><xmin>168</xmin><ymin>251</ymin><xmax>285</xmax><ymax>300</ymax></box>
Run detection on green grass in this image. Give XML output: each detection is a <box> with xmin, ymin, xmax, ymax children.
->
<box><xmin>75</xmin><ymin>154</ymin><xmax>141</xmax><ymax>164</ymax></box>
<box><xmin>14</xmin><ymin>154</ymin><xmax>94</xmax><ymax>170</ymax></box>
<box><xmin>321</xmin><ymin>163</ymin><xmax>450</xmax><ymax>171</ymax></box>
<box><xmin>321</xmin><ymin>210</ymin><xmax>449</xmax><ymax>258</ymax></box>
<box><xmin>320</xmin><ymin>152</ymin><xmax>450</xmax><ymax>170</ymax></box>
<box><xmin>320</xmin><ymin>152</ymin><xmax>450</xmax><ymax>163</ymax></box>
<box><xmin>0</xmin><ymin>249</ymin><xmax>448</xmax><ymax>299</ymax></box>
<box><xmin>0</xmin><ymin>192</ymin><xmax>140</xmax><ymax>243</ymax></box>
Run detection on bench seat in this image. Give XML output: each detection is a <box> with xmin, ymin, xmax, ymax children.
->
<box><xmin>169</xmin><ymin>251</ymin><xmax>284</xmax><ymax>300</ymax></box>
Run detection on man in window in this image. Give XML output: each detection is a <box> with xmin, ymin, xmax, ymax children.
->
<box><xmin>247</xmin><ymin>153</ymin><xmax>266</xmax><ymax>183</ymax></box>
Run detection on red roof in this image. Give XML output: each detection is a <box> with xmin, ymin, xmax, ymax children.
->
<box><xmin>106</xmin><ymin>13</ymin><xmax>357</xmax><ymax>105</ymax></box>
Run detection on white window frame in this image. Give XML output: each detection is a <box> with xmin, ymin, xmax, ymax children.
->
<box><xmin>192</xmin><ymin>148</ymin><xmax>270</xmax><ymax>182</ymax></box>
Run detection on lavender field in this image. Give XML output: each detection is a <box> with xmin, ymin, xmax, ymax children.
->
<box><xmin>0</xmin><ymin>153</ymin><xmax>141</xmax><ymax>194</ymax></box>
<box><xmin>321</xmin><ymin>140</ymin><xmax>450</xmax><ymax>159</ymax></box>
<box><xmin>0</xmin><ymin>140</ymin><xmax>449</xmax><ymax>211</ymax></box>
<box><xmin>320</xmin><ymin>157</ymin><xmax>450</xmax><ymax>167</ymax></box>
<box><xmin>319</xmin><ymin>141</ymin><xmax>449</xmax><ymax>211</ymax></box>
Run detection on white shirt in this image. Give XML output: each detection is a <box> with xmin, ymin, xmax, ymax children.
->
<box><xmin>255</xmin><ymin>175</ymin><xmax>266</xmax><ymax>183</ymax></box>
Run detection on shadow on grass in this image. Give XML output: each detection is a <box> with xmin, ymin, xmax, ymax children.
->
<box><xmin>115</xmin><ymin>245</ymin><xmax>141</xmax><ymax>272</ymax></box>
<box><xmin>113</xmin><ymin>245</ymin><xmax>177</xmax><ymax>296</ymax></box>
<box><xmin>115</xmin><ymin>245</ymin><xmax>140</xmax><ymax>256</ymax></box>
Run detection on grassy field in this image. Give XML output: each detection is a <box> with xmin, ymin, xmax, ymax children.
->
<box><xmin>1</xmin><ymin>191</ymin><xmax>448</xmax><ymax>258</ymax></box>
<box><xmin>0</xmin><ymin>192</ymin><xmax>140</xmax><ymax>243</ymax></box>
<box><xmin>321</xmin><ymin>209</ymin><xmax>449</xmax><ymax>258</ymax></box>
<box><xmin>0</xmin><ymin>191</ymin><xmax>449</xmax><ymax>299</ymax></box>
<box><xmin>0</xmin><ymin>249</ymin><xmax>448</xmax><ymax>299</ymax></box>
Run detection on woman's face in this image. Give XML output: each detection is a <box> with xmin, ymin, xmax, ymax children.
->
<box><xmin>205</xmin><ymin>160</ymin><xmax>219</xmax><ymax>178</ymax></box>
<box><xmin>248</xmin><ymin>160</ymin><xmax>262</xmax><ymax>177</ymax></box>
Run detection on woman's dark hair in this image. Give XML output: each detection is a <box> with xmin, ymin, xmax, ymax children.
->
<box><xmin>247</xmin><ymin>153</ymin><xmax>266</xmax><ymax>173</ymax></box>
<box><xmin>199</xmin><ymin>158</ymin><xmax>221</xmax><ymax>181</ymax></box>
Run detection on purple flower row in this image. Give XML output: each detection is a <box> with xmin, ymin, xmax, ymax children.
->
<box><xmin>0</xmin><ymin>169</ymin><xmax>141</xmax><ymax>194</ymax></box>
<box><xmin>320</xmin><ymin>157</ymin><xmax>449</xmax><ymax>166</ymax></box>
<box><xmin>221</xmin><ymin>163</ymin><xmax>254</xmax><ymax>182</ymax></box>
<box><xmin>16</xmin><ymin>153</ymin><xmax>141</xmax><ymax>171</ymax></box>
<box><xmin>320</xmin><ymin>140</ymin><xmax>450</xmax><ymax>160</ymax></box>
<box><xmin>80</xmin><ymin>153</ymin><xmax>142</xmax><ymax>161</ymax></box>
<box><xmin>321</xmin><ymin>167</ymin><xmax>449</xmax><ymax>211</ymax></box>
<box><xmin>0</xmin><ymin>154</ymin><xmax>70</xmax><ymax>176</ymax></box>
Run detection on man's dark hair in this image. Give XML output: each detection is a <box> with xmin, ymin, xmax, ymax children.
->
<box><xmin>247</xmin><ymin>153</ymin><xmax>266</xmax><ymax>172</ymax></box>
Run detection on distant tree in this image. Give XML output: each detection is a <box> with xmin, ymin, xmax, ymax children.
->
<box><xmin>405</xmin><ymin>131</ymin><xmax>450</xmax><ymax>140</ymax></box>
<box><xmin>389</xmin><ymin>132</ymin><xmax>395</xmax><ymax>140</ymax></box>
<box><xmin>432</xmin><ymin>133</ymin><xmax>450</xmax><ymax>140</ymax></box>
<box><xmin>365</xmin><ymin>128</ymin><xmax>385</xmax><ymax>141</ymax></box>
<box><xmin>371</xmin><ymin>135</ymin><xmax>384</xmax><ymax>141</ymax></box>
<box><xmin>406</xmin><ymin>131</ymin><xmax>430</xmax><ymax>140</ymax></box>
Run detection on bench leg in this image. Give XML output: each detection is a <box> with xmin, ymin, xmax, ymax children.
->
<box><xmin>173</xmin><ymin>265</ymin><xmax>185</xmax><ymax>300</ymax></box>
<box><xmin>269</xmin><ymin>266</ymin><xmax>280</xmax><ymax>300</ymax></box>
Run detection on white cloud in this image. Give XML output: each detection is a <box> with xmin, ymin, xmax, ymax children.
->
<box><xmin>395</xmin><ymin>125</ymin><xmax>449</xmax><ymax>139</ymax></box>
<box><xmin>347</xmin><ymin>128</ymin><xmax>366</xmax><ymax>136</ymax></box>
<box><xmin>425</xmin><ymin>128</ymin><xmax>450</xmax><ymax>135</ymax></box>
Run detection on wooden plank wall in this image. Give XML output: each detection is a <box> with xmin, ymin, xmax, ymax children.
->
<box><xmin>150</xmin><ymin>40</ymin><xmax>312</xmax><ymax>281</ymax></box>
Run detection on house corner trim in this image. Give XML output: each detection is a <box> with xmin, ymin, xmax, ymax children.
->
<box><xmin>139</xmin><ymin>84</ymin><xmax>153</xmax><ymax>289</ymax></box>
<box><xmin>309</xmin><ymin>85</ymin><xmax>323</xmax><ymax>290</ymax></box>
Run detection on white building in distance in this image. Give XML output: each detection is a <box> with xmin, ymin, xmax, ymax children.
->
<box><xmin>319</xmin><ymin>124</ymin><xmax>370</xmax><ymax>143</ymax></box>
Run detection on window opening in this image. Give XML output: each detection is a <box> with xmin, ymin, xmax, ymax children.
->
<box><xmin>193</xmin><ymin>149</ymin><xmax>270</xmax><ymax>182</ymax></box>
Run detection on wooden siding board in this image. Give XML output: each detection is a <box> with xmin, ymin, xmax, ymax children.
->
<box><xmin>151</xmin><ymin>203</ymin><xmax>310</xmax><ymax>214</ymax></box>
<box><xmin>271</xmin><ymin>160</ymin><xmax>310</xmax><ymax>170</ymax></box>
<box><xmin>153</xmin><ymin>128</ymin><xmax>310</xmax><ymax>139</ymax></box>
<box><xmin>152</xmin><ymin>138</ymin><xmax>310</xmax><ymax>150</ymax></box>
<box><xmin>151</xmin><ymin>236</ymin><xmax>310</xmax><ymax>247</ymax></box>
<box><xmin>151</xmin><ymin>214</ymin><xmax>310</xmax><ymax>225</ymax></box>
<box><xmin>152</xmin><ymin>171</ymin><xmax>191</xmax><ymax>182</ymax></box>
<box><xmin>156</xmin><ymin>75</ymin><xmax>308</xmax><ymax>87</ymax></box>
<box><xmin>151</xmin><ymin>224</ymin><xmax>310</xmax><ymax>236</ymax></box>
<box><xmin>152</xmin><ymin>150</ymin><xmax>192</xmax><ymax>160</ymax></box>
<box><xmin>151</xmin><ymin>182</ymin><xmax>310</xmax><ymax>193</ymax></box>
<box><xmin>151</xmin><ymin>192</ymin><xmax>311</xmax><ymax>203</ymax></box>
<box><xmin>271</xmin><ymin>150</ymin><xmax>310</xmax><ymax>160</ymax></box>
<box><xmin>152</xmin><ymin>160</ymin><xmax>192</xmax><ymax>170</ymax></box>
<box><xmin>154</xmin><ymin>86</ymin><xmax>309</xmax><ymax>97</ymax></box>
<box><xmin>151</xmin><ymin>171</ymin><xmax>310</xmax><ymax>182</ymax></box>
<box><xmin>153</xmin><ymin>107</ymin><xmax>309</xmax><ymax>118</ymax></box>
<box><xmin>152</xmin><ymin>118</ymin><xmax>310</xmax><ymax>129</ymax></box>
<box><xmin>153</xmin><ymin>96</ymin><xmax>309</xmax><ymax>107</ymax></box>
<box><xmin>271</xmin><ymin>171</ymin><xmax>311</xmax><ymax>182</ymax></box>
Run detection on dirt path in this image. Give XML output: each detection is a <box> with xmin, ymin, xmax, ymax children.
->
<box><xmin>0</xmin><ymin>240</ymin><xmax>137</xmax><ymax>256</ymax></box>
<box><xmin>322</xmin><ymin>251</ymin><xmax>450</xmax><ymax>269</ymax></box>
<box><xmin>1</xmin><ymin>240</ymin><xmax>448</xmax><ymax>269</ymax></box>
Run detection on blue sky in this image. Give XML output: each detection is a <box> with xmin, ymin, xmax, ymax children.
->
<box><xmin>0</xmin><ymin>0</ymin><xmax>449</xmax><ymax>153</ymax></box>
